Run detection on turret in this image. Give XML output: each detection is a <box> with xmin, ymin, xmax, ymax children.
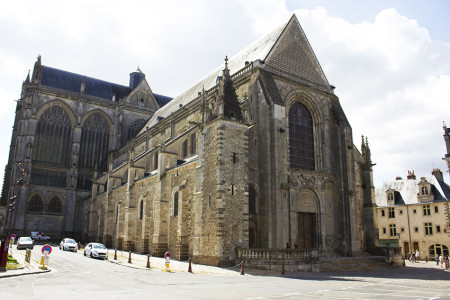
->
<box><xmin>129</xmin><ymin>67</ymin><xmax>145</xmax><ymax>90</ymax></box>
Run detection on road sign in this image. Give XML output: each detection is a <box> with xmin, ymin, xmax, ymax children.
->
<box><xmin>42</xmin><ymin>244</ymin><xmax>52</xmax><ymax>255</ymax></box>
<box><xmin>10</xmin><ymin>234</ymin><xmax>16</xmax><ymax>240</ymax></box>
<box><xmin>164</xmin><ymin>251</ymin><xmax>171</xmax><ymax>271</ymax></box>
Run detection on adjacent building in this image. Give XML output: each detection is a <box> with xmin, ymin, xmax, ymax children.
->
<box><xmin>375</xmin><ymin>169</ymin><xmax>450</xmax><ymax>258</ymax></box>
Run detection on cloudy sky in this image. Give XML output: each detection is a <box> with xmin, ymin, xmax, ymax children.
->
<box><xmin>1</xmin><ymin>0</ymin><xmax>449</xmax><ymax>187</ymax></box>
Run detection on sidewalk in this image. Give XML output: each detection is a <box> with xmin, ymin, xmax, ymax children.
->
<box><xmin>0</xmin><ymin>247</ymin><xmax>50</xmax><ymax>278</ymax></box>
<box><xmin>106</xmin><ymin>249</ymin><xmax>243</xmax><ymax>276</ymax></box>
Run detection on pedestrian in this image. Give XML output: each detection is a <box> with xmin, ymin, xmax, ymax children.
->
<box><xmin>415</xmin><ymin>250</ymin><xmax>419</xmax><ymax>262</ymax></box>
<box><xmin>445</xmin><ymin>255</ymin><xmax>449</xmax><ymax>270</ymax></box>
<box><xmin>439</xmin><ymin>254</ymin><xmax>443</xmax><ymax>268</ymax></box>
<box><xmin>408</xmin><ymin>251</ymin><xmax>412</xmax><ymax>262</ymax></box>
<box><xmin>436</xmin><ymin>255</ymin><xmax>439</xmax><ymax>266</ymax></box>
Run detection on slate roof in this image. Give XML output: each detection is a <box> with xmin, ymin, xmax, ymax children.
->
<box><xmin>40</xmin><ymin>66</ymin><xmax>172</xmax><ymax>107</ymax></box>
<box><xmin>141</xmin><ymin>18</ymin><xmax>289</xmax><ymax>130</ymax></box>
<box><xmin>375</xmin><ymin>175</ymin><xmax>450</xmax><ymax>206</ymax></box>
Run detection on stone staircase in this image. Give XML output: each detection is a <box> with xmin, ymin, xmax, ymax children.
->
<box><xmin>318</xmin><ymin>256</ymin><xmax>393</xmax><ymax>272</ymax></box>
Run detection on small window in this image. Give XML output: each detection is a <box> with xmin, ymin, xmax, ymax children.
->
<box><xmin>173</xmin><ymin>191</ymin><xmax>179</xmax><ymax>217</ymax></box>
<box><xmin>383</xmin><ymin>227</ymin><xmax>386</xmax><ymax>234</ymax></box>
<box><xmin>421</xmin><ymin>186</ymin><xmax>428</xmax><ymax>195</ymax></box>
<box><xmin>436</xmin><ymin>225</ymin><xmax>441</xmax><ymax>233</ymax></box>
<box><xmin>423</xmin><ymin>205</ymin><xmax>431</xmax><ymax>216</ymax></box>
<box><xmin>387</xmin><ymin>192</ymin><xmax>394</xmax><ymax>201</ymax></box>
<box><xmin>399</xmin><ymin>210</ymin><xmax>403</xmax><ymax>215</ymax></box>
<box><xmin>139</xmin><ymin>200</ymin><xmax>143</xmax><ymax>220</ymax></box>
<box><xmin>233</xmin><ymin>153</ymin><xmax>237</xmax><ymax>163</ymax></box>
<box><xmin>231</xmin><ymin>184</ymin><xmax>234</xmax><ymax>195</ymax></box>
<box><xmin>190</xmin><ymin>133</ymin><xmax>196</xmax><ymax>155</ymax></box>
<box><xmin>154</xmin><ymin>152</ymin><xmax>158</xmax><ymax>170</ymax></box>
<box><xmin>388</xmin><ymin>207</ymin><xmax>395</xmax><ymax>218</ymax></box>
<box><xmin>413</xmin><ymin>209</ymin><xmax>417</xmax><ymax>214</ymax></box>
<box><xmin>414</xmin><ymin>227</ymin><xmax>418</xmax><ymax>232</ymax></box>
<box><xmin>425</xmin><ymin>223</ymin><xmax>433</xmax><ymax>235</ymax></box>
<box><xmin>182</xmin><ymin>140</ymin><xmax>188</xmax><ymax>158</ymax></box>
<box><xmin>434</xmin><ymin>206</ymin><xmax>439</xmax><ymax>213</ymax></box>
<box><xmin>401</xmin><ymin>227</ymin><xmax>405</xmax><ymax>232</ymax></box>
<box><xmin>389</xmin><ymin>224</ymin><xmax>397</xmax><ymax>236</ymax></box>
<box><xmin>381</xmin><ymin>210</ymin><xmax>385</xmax><ymax>217</ymax></box>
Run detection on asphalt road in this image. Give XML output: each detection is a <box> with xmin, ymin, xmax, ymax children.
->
<box><xmin>1</xmin><ymin>245</ymin><xmax>449</xmax><ymax>299</ymax></box>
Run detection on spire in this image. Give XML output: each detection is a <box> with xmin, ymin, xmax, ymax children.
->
<box><xmin>31</xmin><ymin>55</ymin><xmax>43</xmax><ymax>83</ymax></box>
<box><xmin>25</xmin><ymin>70</ymin><xmax>30</xmax><ymax>84</ymax></box>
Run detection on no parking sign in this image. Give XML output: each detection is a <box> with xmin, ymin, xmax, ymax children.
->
<box><xmin>42</xmin><ymin>244</ymin><xmax>52</xmax><ymax>255</ymax></box>
<box><xmin>164</xmin><ymin>252</ymin><xmax>171</xmax><ymax>271</ymax></box>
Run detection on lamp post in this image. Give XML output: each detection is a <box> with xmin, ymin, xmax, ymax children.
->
<box><xmin>0</xmin><ymin>162</ymin><xmax>26</xmax><ymax>271</ymax></box>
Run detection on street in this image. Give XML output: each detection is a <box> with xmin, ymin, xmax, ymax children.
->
<box><xmin>1</xmin><ymin>245</ymin><xmax>449</xmax><ymax>299</ymax></box>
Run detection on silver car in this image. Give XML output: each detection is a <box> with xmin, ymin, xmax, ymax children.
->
<box><xmin>60</xmin><ymin>238</ymin><xmax>78</xmax><ymax>252</ymax></box>
<box><xmin>17</xmin><ymin>237</ymin><xmax>34</xmax><ymax>250</ymax></box>
<box><xmin>84</xmin><ymin>243</ymin><xmax>108</xmax><ymax>259</ymax></box>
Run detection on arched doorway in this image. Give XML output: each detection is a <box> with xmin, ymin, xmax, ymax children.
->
<box><xmin>293</xmin><ymin>189</ymin><xmax>320</xmax><ymax>249</ymax></box>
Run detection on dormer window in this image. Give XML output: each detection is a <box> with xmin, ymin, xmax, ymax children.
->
<box><xmin>421</xmin><ymin>186</ymin><xmax>428</xmax><ymax>195</ymax></box>
<box><xmin>386</xmin><ymin>188</ymin><xmax>395</xmax><ymax>205</ymax></box>
<box><xmin>388</xmin><ymin>192</ymin><xmax>394</xmax><ymax>201</ymax></box>
<box><xmin>417</xmin><ymin>177</ymin><xmax>433</xmax><ymax>203</ymax></box>
<box><xmin>140</xmin><ymin>99</ymin><xmax>145</xmax><ymax>108</ymax></box>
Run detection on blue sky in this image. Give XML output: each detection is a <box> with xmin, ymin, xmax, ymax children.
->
<box><xmin>0</xmin><ymin>0</ymin><xmax>449</xmax><ymax>188</ymax></box>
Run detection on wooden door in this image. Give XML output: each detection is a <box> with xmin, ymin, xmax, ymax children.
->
<box><xmin>297</xmin><ymin>212</ymin><xmax>316</xmax><ymax>248</ymax></box>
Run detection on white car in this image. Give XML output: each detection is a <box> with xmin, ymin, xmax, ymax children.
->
<box><xmin>84</xmin><ymin>243</ymin><xmax>108</xmax><ymax>259</ymax></box>
<box><xmin>17</xmin><ymin>237</ymin><xmax>34</xmax><ymax>250</ymax></box>
<box><xmin>60</xmin><ymin>238</ymin><xmax>78</xmax><ymax>252</ymax></box>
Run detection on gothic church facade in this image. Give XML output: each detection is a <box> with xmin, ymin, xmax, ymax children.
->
<box><xmin>87</xmin><ymin>15</ymin><xmax>378</xmax><ymax>266</ymax></box>
<box><xmin>3</xmin><ymin>15</ymin><xmax>378</xmax><ymax>266</ymax></box>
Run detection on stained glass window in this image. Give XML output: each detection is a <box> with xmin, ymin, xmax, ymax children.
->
<box><xmin>33</xmin><ymin>105</ymin><xmax>72</xmax><ymax>167</ymax></box>
<box><xmin>79</xmin><ymin>113</ymin><xmax>110</xmax><ymax>172</ymax></box>
<box><xmin>28</xmin><ymin>194</ymin><xmax>43</xmax><ymax>212</ymax></box>
<box><xmin>289</xmin><ymin>103</ymin><xmax>314</xmax><ymax>170</ymax></box>
<box><xmin>48</xmin><ymin>196</ymin><xmax>62</xmax><ymax>213</ymax></box>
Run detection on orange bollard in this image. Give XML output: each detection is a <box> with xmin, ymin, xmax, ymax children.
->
<box><xmin>114</xmin><ymin>249</ymin><xmax>117</xmax><ymax>260</ymax></box>
<box><xmin>128</xmin><ymin>251</ymin><xmax>132</xmax><ymax>264</ymax></box>
<box><xmin>281</xmin><ymin>261</ymin><xmax>285</xmax><ymax>275</ymax></box>
<box><xmin>240</xmin><ymin>261</ymin><xmax>245</xmax><ymax>275</ymax></box>
<box><xmin>188</xmin><ymin>258</ymin><xmax>192</xmax><ymax>273</ymax></box>
<box><xmin>146</xmin><ymin>254</ymin><xmax>151</xmax><ymax>268</ymax></box>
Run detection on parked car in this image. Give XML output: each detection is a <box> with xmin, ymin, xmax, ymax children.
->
<box><xmin>84</xmin><ymin>243</ymin><xmax>108</xmax><ymax>259</ymax></box>
<box><xmin>17</xmin><ymin>237</ymin><xmax>34</xmax><ymax>250</ymax></box>
<box><xmin>60</xmin><ymin>238</ymin><xmax>78</xmax><ymax>252</ymax></box>
<box><xmin>30</xmin><ymin>231</ymin><xmax>51</xmax><ymax>241</ymax></box>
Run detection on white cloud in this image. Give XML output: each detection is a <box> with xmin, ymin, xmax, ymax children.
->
<box><xmin>290</xmin><ymin>7</ymin><xmax>450</xmax><ymax>185</ymax></box>
<box><xmin>0</xmin><ymin>1</ymin><xmax>449</xmax><ymax>189</ymax></box>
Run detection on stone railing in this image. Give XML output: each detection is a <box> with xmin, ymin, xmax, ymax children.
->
<box><xmin>236</xmin><ymin>248</ymin><xmax>319</xmax><ymax>272</ymax></box>
<box><xmin>238</xmin><ymin>248</ymin><xmax>316</xmax><ymax>260</ymax></box>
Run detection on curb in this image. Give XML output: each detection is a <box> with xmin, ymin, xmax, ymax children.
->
<box><xmin>0</xmin><ymin>268</ymin><xmax>51</xmax><ymax>279</ymax></box>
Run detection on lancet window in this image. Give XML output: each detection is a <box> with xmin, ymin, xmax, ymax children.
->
<box><xmin>48</xmin><ymin>196</ymin><xmax>62</xmax><ymax>213</ymax></box>
<box><xmin>289</xmin><ymin>102</ymin><xmax>314</xmax><ymax>170</ymax></box>
<box><xmin>28</xmin><ymin>194</ymin><xmax>44</xmax><ymax>212</ymax></box>
<box><xmin>33</xmin><ymin>105</ymin><xmax>72</xmax><ymax>167</ymax></box>
<box><xmin>79</xmin><ymin>113</ymin><xmax>110</xmax><ymax>172</ymax></box>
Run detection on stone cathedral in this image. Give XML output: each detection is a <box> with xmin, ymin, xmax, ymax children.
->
<box><xmin>3</xmin><ymin>15</ymin><xmax>378</xmax><ymax>266</ymax></box>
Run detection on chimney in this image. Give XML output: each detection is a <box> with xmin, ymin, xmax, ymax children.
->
<box><xmin>432</xmin><ymin>168</ymin><xmax>444</xmax><ymax>182</ymax></box>
<box><xmin>407</xmin><ymin>170</ymin><xmax>416</xmax><ymax>180</ymax></box>
<box><xmin>395</xmin><ymin>176</ymin><xmax>402</xmax><ymax>180</ymax></box>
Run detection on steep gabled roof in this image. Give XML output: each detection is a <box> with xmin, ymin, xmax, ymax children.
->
<box><xmin>141</xmin><ymin>14</ymin><xmax>332</xmax><ymax>132</ymax></box>
<box><xmin>375</xmin><ymin>175</ymin><xmax>450</xmax><ymax>206</ymax></box>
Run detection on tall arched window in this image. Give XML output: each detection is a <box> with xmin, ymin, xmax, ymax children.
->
<box><xmin>289</xmin><ymin>102</ymin><xmax>314</xmax><ymax>170</ymax></box>
<box><xmin>48</xmin><ymin>196</ymin><xmax>62</xmax><ymax>213</ymax></box>
<box><xmin>28</xmin><ymin>194</ymin><xmax>44</xmax><ymax>212</ymax></box>
<box><xmin>79</xmin><ymin>113</ymin><xmax>110</xmax><ymax>172</ymax></box>
<box><xmin>33</xmin><ymin>105</ymin><xmax>72</xmax><ymax>167</ymax></box>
